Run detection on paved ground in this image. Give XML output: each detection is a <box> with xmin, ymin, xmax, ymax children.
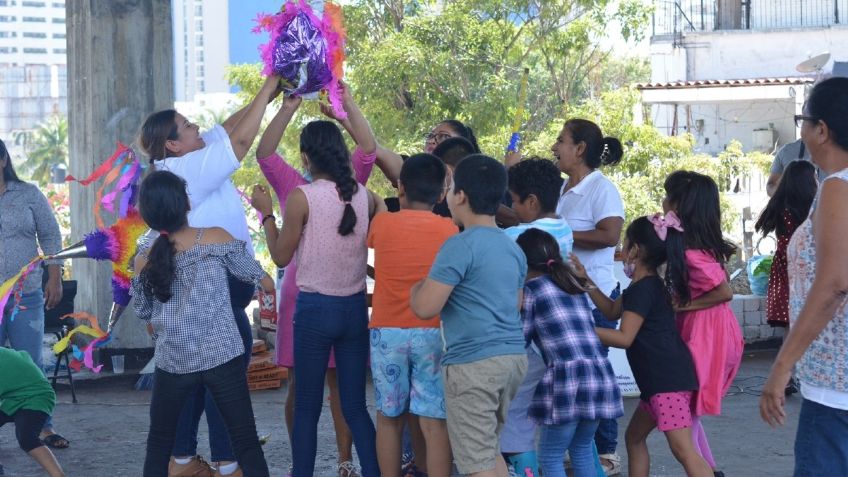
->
<box><xmin>0</xmin><ymin>349</ymin><xmax>799</xmax><ymax>476</ymax></box>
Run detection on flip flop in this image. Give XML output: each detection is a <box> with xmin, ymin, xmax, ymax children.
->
<box><xmin>41</xmin><ymin>433</ymin><xmax>70</xmax><ymax>449</ymax></box>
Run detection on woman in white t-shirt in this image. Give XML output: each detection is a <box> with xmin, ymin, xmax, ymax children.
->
<box><xmin>551</xmin><ymin>118</ymin><xmax>625</xmax><ymax>475</ymax></box>
<box><xmin>137</xmin><ymin>74</ymin><xmax>281</xmax><ymax>477</ymax></box>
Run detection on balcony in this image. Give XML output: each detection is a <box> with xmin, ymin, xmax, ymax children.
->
<box><xmin>653</xmin><ymin>0</ymin><xmax>847</xmax><ymax>41</ymax></box>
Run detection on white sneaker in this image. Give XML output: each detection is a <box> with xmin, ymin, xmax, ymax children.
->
<box><xmin>599</xmin><ymin>453</ymin><xmax>622</xmax><ymax>476</ymax></box>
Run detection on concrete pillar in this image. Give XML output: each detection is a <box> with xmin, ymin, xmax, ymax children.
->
<box><xmin>67</xmin><ymin>0</ymin><xmax>173</xmax><ymax>349</ymax></box>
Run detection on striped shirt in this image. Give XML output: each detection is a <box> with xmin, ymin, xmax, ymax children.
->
<box><xmin>0</xmin><ymin>181</ymin><xmax>62</xmax><ymax>294</ymax></box>
<box><xmin>522</xmin><ymin>275</ymin><xmax>623</xmax><ymax>425</ymax></box>
<box><xmin>131</xmin><ymin>233</ymin><xmax>264</xmax><ymax>374</ymax></box>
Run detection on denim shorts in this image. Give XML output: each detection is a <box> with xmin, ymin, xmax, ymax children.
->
<box><xmin>370</xmin><ymin>327</ymin><xmax>445</xmax><ymax>419</ymax></box>
<box><xmin>794</xmin><ymin>398</ymin><xmax>848</xmax><ymax>476</ymax></box>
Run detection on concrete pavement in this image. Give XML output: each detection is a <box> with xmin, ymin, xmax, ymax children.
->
<box><xmin>0</xmin><ymin>349</ymin><xmax>799</xmax><ymax>476</ymax></box>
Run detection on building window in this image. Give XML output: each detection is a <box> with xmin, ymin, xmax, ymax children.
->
<box><xmin>52</xmin><ymin>48</ymin><xmax>65</xmax><ymax>53</ymax></box>
<box><xmin>23</xmin><ymin>47</ymin><xmax>47</xmax><ymax>53</ymax></box>
<box><xmin>52</xmin><ymin>32</ymin><xmax>64</xmax><ymax>39</ymax></box>
<box><xmin>197</xmin><ymin>80</ymin><xmax>205</xmax><ymax>91</ymax></box>
<box><xmin>0</xmin><ymin>47</ymin><xmax>10</xmax><ymax>53</ymax></box>
<box><xmin>195</xmin><ymin>35</ymin><xmax>203</xmax><ymax>47</ymax></box>
<box><xmin>52</xmin><ymin>17</ymin><xmax>64</xmax><ymax>24</ymax></box>
<box><xmin>23</xmin><ymin>16</ymin><xmax>46</xmax><ymax>22</ymax></box>
<box><xmin>197</xmin><ymin>65</ymin><xmax>204</xmax><ymax>77</ymax></box>
<box><xmin>0</xmin><ymin>31</ymin><xmax>14</xmax><ymax>37</ymax></box>
<box><xmin>0</xmin><ymin>1</ymin><xmax>8</xmax><ymax>6</ymax></box>
<box><xmin>23</xmin><ymin>31</ymin><xmax>47</xmax><ymax>38</ymax></box>
<box><xmin>22</xmin><ymin>1</ymin><xmax>46</xmax><ymax>6</ymax></box>
<box><xmin>195</xmin><ymin>18</ymin><xmax>203</xmax><ymax>31</ymax></box>
<box><xmin>196</xmin><ymin>50</ymin><xmax>204</xmax><ymax>63</ymax></box>
<box><xmin>0</xmin><ymin>16</ymin><xmax>17</xmax><ymax>22</ymax></box>
<box><xmin>194</xmin><ymin>4</ymin><xmax>202</xmax><ymax>16</ymax></box>
<box><xmin>52</xmin><ymin>2</ymin><xmax>64</xmax><ymax>7</ymax></box>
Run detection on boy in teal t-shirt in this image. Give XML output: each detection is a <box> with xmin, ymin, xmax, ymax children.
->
<box><xmin>500</xmin><ymin>158</ymin><xmax>574</xmax><ymax>475</ymax></box>
<box><xmin>412</xmin><ymin>154</ymin><xmax>528</xmax><ymax>477</ymax></box>
<box><xmin>0</xmin><ymin>347</ymin><xmax>65</xmax><ymax>477</ymax></box>
<box><xmin>503</xmin><ymin>158</ymin><xmax>574</xmax><ymax>254</ymax></box>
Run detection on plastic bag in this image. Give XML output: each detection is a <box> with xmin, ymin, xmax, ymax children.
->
<box><xmin>747</xmin><ymin>255</ymin><xmax>773</xmax><ymax>296</ymax></box>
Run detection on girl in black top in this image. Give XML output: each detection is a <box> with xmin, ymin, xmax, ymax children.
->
<box><xmin>572</xmin><ymin>216</ymin><xmax>712</xmax><ymax>477</ymax></box>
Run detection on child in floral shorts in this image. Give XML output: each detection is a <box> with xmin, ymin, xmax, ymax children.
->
<box><xmin>368</xmin><ymin>153</ymin><xmax>458</xmax><ymax>477</ymax></box>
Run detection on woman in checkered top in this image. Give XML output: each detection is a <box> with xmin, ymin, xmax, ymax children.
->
<box><xmin>131</xmin><ymin>171</ymin><xmax>276</xmax><ymax>477</ymax></box>
<box><xmin>515</xmin><ymin>228</ymin><xmax>623</xmax><ymax>477</ymax></box>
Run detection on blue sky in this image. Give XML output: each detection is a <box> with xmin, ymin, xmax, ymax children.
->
<box><xmin>228</xmin><ymin>0</ymin><xmax>283</xmax><ymax>64</ymax></box>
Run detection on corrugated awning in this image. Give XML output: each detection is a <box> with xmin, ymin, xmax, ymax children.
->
<box><xmin>636</xmin><ymin>77</ymin><xmax>816</xmax><ymax>90</ymax></box>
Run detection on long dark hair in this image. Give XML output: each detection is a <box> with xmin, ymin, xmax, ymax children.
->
<box><xmin>664</xmin><ymin>170</ymin><xmax>737</xmax><ymax>264</ymax></box>
<box><xmin>0</xmin><ymin>138</ymin><xmax>21</xmax><ymax>183</ymax></box>
<box><xmin>755</xmin><ymin>161</ymin><xmax>817</xmax><ymax>236</ymax></box>
<box><xmin>626</xmin><ymin>216</ymin><xmax>688</xmax><ymax>304</ymax></box>
<box><xmin>564</xmin><ymin>118</ymin><xmax>623</xmax><ymax>169</ymax></box>
<box><xmin>516</xmin><ymin>228</ymin><xmax>591</xmax><ymax>295</ymax></box>
<box><xmin>806</xmin><ymin>77</ymin><xmax>848</xmax><ymax>152</ymax></box>
<box><xmin>138</xmin><ymin>171</ymin><xmax>190</xmax><ymax>303</ymax></box>
<box><xmin>139</xmin><ymin>109</ymin><xmax>179</xmax><ymax>164</ymax></box>
<box><xmin>440</xmin><ymin>119</ymin><xmax>481</xmax><ymax>154</ymax></box>
<box><xmin>300</xmin><ymin>120</ymin><xmax>359</xmax><ymax>236</ymax></box>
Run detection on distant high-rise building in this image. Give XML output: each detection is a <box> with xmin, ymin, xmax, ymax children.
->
<box><xmin>172</xmin><ymin>0</ymin><xmax>230</xmax><ymax>102</ymax></box>
<box><xmin>0</xmin><ymin>0</ymin><xmax>233</xmax><ymax>145</ymax></box>
<box><xmin>0</xmin><ymin>0</ymin><xmax>67</xmax><ymax>152</ymax></box>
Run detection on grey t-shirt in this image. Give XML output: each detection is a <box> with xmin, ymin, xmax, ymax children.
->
<box><xmin>770</xmin><ymin>140</ymin><xmax>811</xmax><ymax>175</ymax></box>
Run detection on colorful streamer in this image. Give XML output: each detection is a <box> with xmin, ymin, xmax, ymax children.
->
<box><xmin>0</xmin><ymin>257</ymin><xmax>44</xmax><ymax>326</ymax></box>
<box><xmin>51</xmin><ymin>312</ymin><xmax>111</xmax><ymax>373</ymax></box>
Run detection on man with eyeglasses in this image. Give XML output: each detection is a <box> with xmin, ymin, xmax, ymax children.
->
<box><xmin>766</xmin><ymin>115</ymin><xmax>822</xmax><ymax>196</ymax></box>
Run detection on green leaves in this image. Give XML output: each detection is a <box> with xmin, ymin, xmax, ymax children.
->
<box><xmin>19</xmin><ymin>114</ymin><xmax>68</xmax><ymax>186</ymax></box>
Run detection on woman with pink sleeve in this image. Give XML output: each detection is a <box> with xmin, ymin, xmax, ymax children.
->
<box><xmin>255</xmin><ymin>85</ymin><xmax>376</xmax><ymax>477</ymax></box>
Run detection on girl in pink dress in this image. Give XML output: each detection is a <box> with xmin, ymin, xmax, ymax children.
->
<box><xmin>662</xmin><ymin>171</ymin><xmax>744</xmax><ymax>475</ymax></box>
<box><xmin>254</xmin><ymin>86</ymin><xmax>377</xmax><ymax>477</ymax></box>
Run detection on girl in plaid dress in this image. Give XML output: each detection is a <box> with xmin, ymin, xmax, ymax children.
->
<box><xmin>515</xmin><ymin>228</ymin><xmax>623</xmax><ymax>477</ymax></box>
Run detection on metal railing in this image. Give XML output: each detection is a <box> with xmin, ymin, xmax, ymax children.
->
<box><xmin>652</xmin><ymin>0</ymin><xmax>846</xmax><ymax>37</ymax></box>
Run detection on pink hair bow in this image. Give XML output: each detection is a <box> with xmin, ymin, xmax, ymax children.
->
<box><xmin>648</xmin><ymin>211</ymin><xmax>684</xmax><ymax>241</ymax></box>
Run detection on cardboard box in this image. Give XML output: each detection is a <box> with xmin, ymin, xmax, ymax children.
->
<box><xmin>258</xmin><ymin>289</ymin><xmax>278</xmax><ymax>331</ymax></box>
<box><xmin>251</xmin><ymin>339</ymin><xmax>267</xmax><ymax>355</ymax></box>
<box><xmin>248</xmin><ymin>367</ymin><xmax>287</xmax><ymax>383</ymax></box>
<box><xmin>249</xmin><ymin>379</ymin><xmax>282</xmax><ymax>391</ymax></box>
<box><xmin>248</xmin><ymin>351</ymin><xmax>276</xmax><ymax>372</ymax></box>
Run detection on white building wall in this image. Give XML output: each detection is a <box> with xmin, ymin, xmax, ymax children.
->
<box><xmin>0</xmin><ymin>0</ymin><xmax>66</xmax><ymax>66</ymax></box>
<box><xmin>648</xmin><ymin>100</ymin><xmax>798</xmax><ymax>155</ymax></box>
<box><xmin>0</xmin><ymin>1</ymin><xmax>67</xmax><ymax>143</ymax></box>
<box><xmin>172</xmin><ymin>0</ymin><xmax>230</xmax><ymax>102</ymax></box>
<box><xmin>651</xmin><ymin>27</ymin><xmax>848</xmax><ymax>83</ymax></box>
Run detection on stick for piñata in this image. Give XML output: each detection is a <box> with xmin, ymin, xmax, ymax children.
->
<box><xmin>507</xmin><ymin>67</ymin><xmax>530</xmax><ymax>153</ymax></box>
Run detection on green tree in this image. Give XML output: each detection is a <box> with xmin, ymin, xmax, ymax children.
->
<box><xmin>20</xmin><ymin>114</ymin><xmax>68</xmax><ymax>185</ymax></box>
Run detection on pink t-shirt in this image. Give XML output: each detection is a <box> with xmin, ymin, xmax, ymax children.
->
<box><xmin>296</xmin><ymin>179</ymin><xmax>369</xmax><ymax>296</ymax></box>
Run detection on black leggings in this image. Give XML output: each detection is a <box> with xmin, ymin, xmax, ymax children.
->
<box><xmin>0</xmin><ymin>409</ymin><xmax>49</xmax><ymax>452</ymax></box>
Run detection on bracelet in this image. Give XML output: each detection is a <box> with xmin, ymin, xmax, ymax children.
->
<box><xmin>261</xmin><ymin>214</ymin><xmax>276</xmax><ymax>226</ymax></box>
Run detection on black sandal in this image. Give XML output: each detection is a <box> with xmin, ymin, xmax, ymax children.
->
<box><xmin>41</xmin><ymin>433</ymin><xmax>70</xmax><ymax>449</ymax></box>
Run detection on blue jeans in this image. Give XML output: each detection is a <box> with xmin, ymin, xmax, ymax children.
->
<box><xmin>144</xmin><ymin>357</ymin><xmax>268</xmax><ymax>477</ymax></box>
<box><xmin>538</xmin><ymin>419</ymin><xmax>600</xmax><ymax>477</ymax></box>
<box><xmin>171</xmin><ymin>277</ymin><xmax>254</xmax><ymax>462</ymax></box>
<box><xmin>794</xmin><ymin>398</ymin><xmax>848</xmax><ymax>476</ymax></box>
<box><xmin>292</xmin><ymin>291</ymin><xmax>378</xmax><ymax>477</ymax></box>
<box><xmin>592</xmin><ymin>285</ymin><xmax>620</xmax><ymax>455</ymax></box>
<box><xmin>1</xmin><ymin>290</ymin><xmax>53</xmax><ymax>431</ymax></box>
